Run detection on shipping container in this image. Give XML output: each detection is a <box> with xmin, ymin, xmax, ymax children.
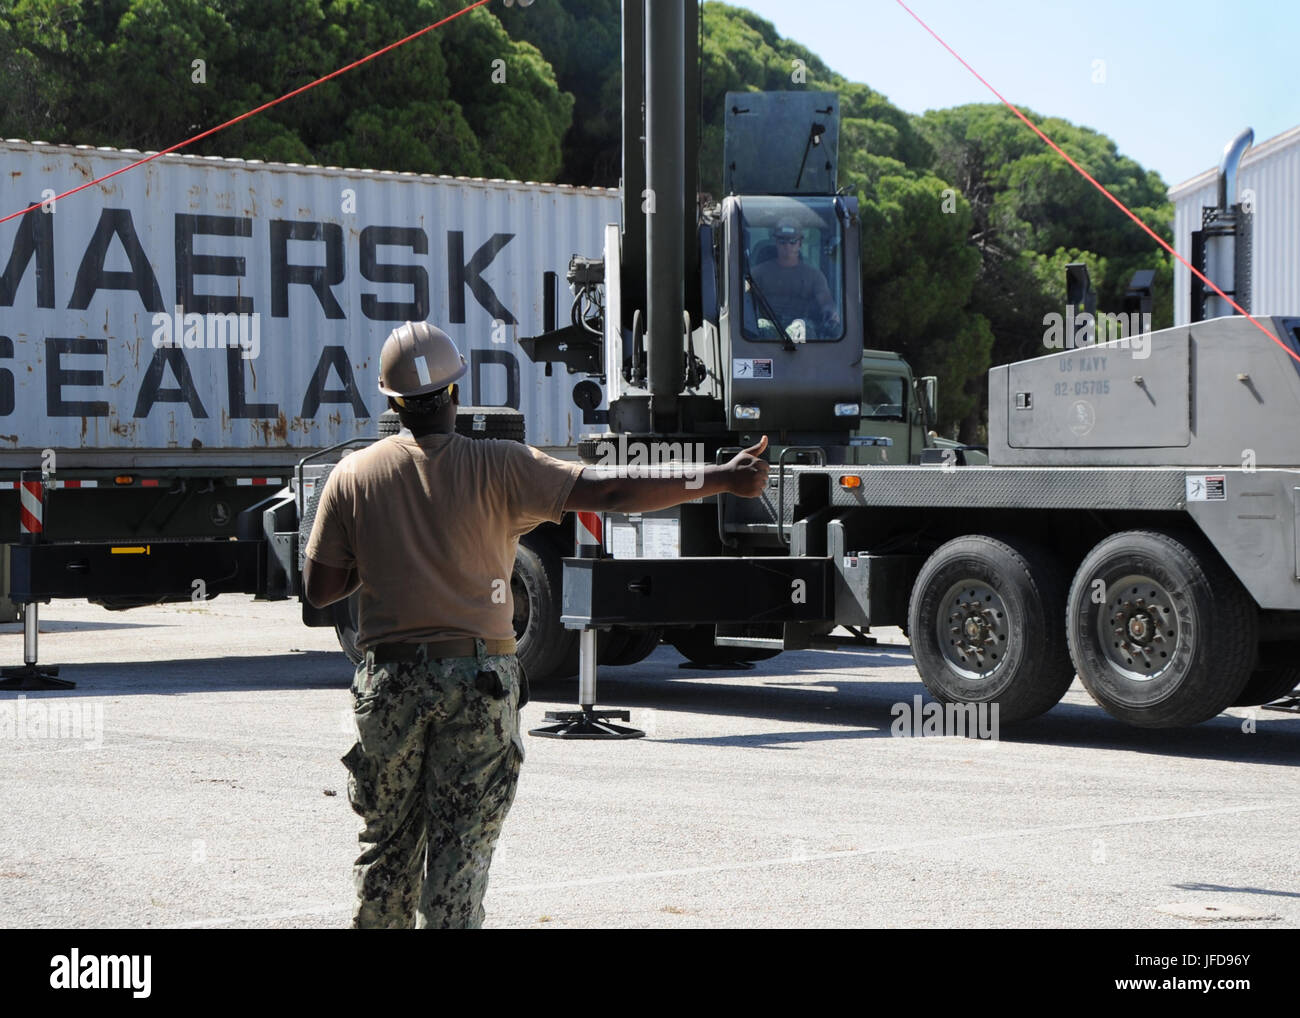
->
<box><xmin>1170</xmin><ymin>125</ymin><xmax>1300</xmax><ymax>326</ymax></box>
<box><xmin>0</xmin><ymin>139</ymin><xmax>620</xmax><ymax>468</ymax></box>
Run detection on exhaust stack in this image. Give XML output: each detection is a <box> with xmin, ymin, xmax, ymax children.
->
<box><xmin>1192</xmin><ymin>128</ymin><xmax>1254</xmax><ymax>322</ymax></box>
<box><xmin>1216</xmin><ymin>127</ymin><xmax>1254</xmax><ymax>212</ymax></box>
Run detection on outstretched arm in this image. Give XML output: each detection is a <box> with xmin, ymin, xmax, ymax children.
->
<box><xmin>565</xmin><ymin>436</ymin><xmax>769</xmax><ymax>514</ymax></box>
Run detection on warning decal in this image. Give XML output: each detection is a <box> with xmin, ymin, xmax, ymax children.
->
<box><xmin>733</xmin><ymin>358</ymin><xmax>773</xmax><ymax>379</ymax></box>
<box><xmin>1185</xmin><ymin>475</ymin><xmax>1226</xmax><ymax>502</ymax></box>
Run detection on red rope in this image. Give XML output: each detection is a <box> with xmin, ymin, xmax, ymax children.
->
<box><xmin>894</xmin><ymin>0</ymin><xmax>1300</xmax><ymax>365</ymax></box>
<box><xmin>0</xmin><ymin>0</ymin><xmax>491</xmax><ymax>227</ymax></box>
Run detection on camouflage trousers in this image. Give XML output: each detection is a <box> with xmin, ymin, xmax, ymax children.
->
<box><xmin>341</xmin><ymin>640</ymin><xmax>525</xmax><ymax>929</ymax></box>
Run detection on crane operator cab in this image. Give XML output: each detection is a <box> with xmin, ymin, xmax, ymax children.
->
<box><xmin>716</xmin><ymin>91</ymin><xmax>864</xmax><ymax>442</ymax></box>
<box><xmin>742</xmin><ymin>202</ymin><xmax>845</xmax><ymax>343</ymax></box>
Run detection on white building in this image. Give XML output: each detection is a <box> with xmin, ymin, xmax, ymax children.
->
<box><xmin>1169</xmin><ymin>125</ymin><xmax>1300</xmax><ymax>326</ymax></box>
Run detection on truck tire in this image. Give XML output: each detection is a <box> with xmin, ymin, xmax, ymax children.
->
<box><xmin>597</xmin><ymin>629</ymin><xmax>633</xmax><ymax>664</ymax></box>
<box><xmin>333</xmin><ymin>592</ymin><xmax>363</xmax><ymax>666</ymax></box>
<box><xmin>1233</xmin><ymin>642</ymin><xmax>1300</xmax><ymax>706</ymax></box>
<box><xmin>1066</xmin><ymin>530</ymin><xmax>1257</xmax><ymax>727</ymax></box>
<box><xmin>606</xmin><ymin>628</ymin><xmax>663</xmax><ymax>666</ymax></box>
<box><xmin>668</xmin><ymin>626</ymin><xmax>781</xmax><ymax>666</ymax></box>
<box><xmin>908</xmin><ymin>535</ymin><xmax>1074</xmax><ymax>723</ymax></box>
<box><xmin>513</xmin><ymin>535</ymin><xmax>577</xmax><ymax>682</ymax></box>
<box><xmin>456</xmin><ymin>406</ymin><xmax>525</xmax><ymax>442</ymax></box>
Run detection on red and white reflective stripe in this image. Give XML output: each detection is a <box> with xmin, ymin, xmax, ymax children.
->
<box><xmin>19</xmin><ymin>479</ymin><xmax>43</xmax><ymax>536</ymax></box>
<box><xmin>576</xmin><ymin>511</ymin><xmax>603</xmax><ymax>546</ymax></box>
<box><xmin>235</xmin><ymin>477</ymin><xmax>282</xmax><ymax>486</ymax></box>
<box><xmin>46</xmin><ymin>479</ymin><xmax>99</xmax><ymax>489</ymax></box>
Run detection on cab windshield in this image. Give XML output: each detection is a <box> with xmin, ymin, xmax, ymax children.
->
<box><xmin>861</xmin><ymin>376</ymin><xmax>905</xmax><ymax>419</ymax></box>
<box><xmin>741</xmin><ymin>196</ymin><xmax>845</xmax><ymax>342</ymax></box>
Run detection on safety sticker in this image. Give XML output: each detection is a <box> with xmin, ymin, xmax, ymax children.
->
<box><xmin>733</xmin><ymin>358</ymin><xmax>773</xmax><ymax>380</ymax></box>
<box><xmin>1185</xmin><ymin>475</ymin><xmax>1226</xmax><ymax>501</ymax></box>
<box><xmin>610</xmin><ymin>524</ymin><xmax>637</xmax><ymax>559</ymax></box>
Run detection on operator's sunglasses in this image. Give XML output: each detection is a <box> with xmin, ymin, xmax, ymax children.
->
<box><xmin>776</xmin><ymin>237</ymin><xmax>801</xmax><ymax>245</ymax></box>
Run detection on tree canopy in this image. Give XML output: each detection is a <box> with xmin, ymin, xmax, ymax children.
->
<box><xmin>0</xmin><ymin>0</ymin><xmax>571</xmax><ymax>181</ymax></box>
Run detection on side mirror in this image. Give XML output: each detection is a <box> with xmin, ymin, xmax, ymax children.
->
<box><xmin>920</xmin><ymin>376</ymin><xmax>938</xmax><ymax>424</ymax></box>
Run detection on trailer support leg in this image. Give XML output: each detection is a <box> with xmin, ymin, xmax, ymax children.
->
<box><xmin>0</xmin><ymin>603</ymin><xmax>74</xmax><ymax>690</ymax></box>
<box><xmin>529</xmin><ymin>627</ymin><xmax>644</xmax><ymax>740</ymax></box>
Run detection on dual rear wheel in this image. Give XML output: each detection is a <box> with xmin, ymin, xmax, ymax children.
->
<box><xmin>909</xmin><ymin>529</ymin><xmax>1264</xmax><ymax>728</ymax></box>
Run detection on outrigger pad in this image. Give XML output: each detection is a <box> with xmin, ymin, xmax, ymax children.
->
<box><xmin>677</xmin><ymin>660</ymin><xmax>754</xmax><ymax>671</ymax></box>
<box><xmin>529</xmin><ymin>708</ymin><xmax>644</xmax><ymax>740</ymax></box>
<box><xmin>0</xmin><ymin>664</ymin><xmax>75</xmax><ymax>690</ymax></box>
<box><xmin>1262</xmin><ymin>694</ymin><xmax>1300</xmax><ymax>714</ymax></box>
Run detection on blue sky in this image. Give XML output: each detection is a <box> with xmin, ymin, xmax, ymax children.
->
<box><xmin>737</xmin><ymin>0</ymin><xmax>1299</xmax><ymax>189</ymax></box>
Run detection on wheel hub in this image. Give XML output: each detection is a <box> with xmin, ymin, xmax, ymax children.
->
<box><xmin>1099</xmin><ymin>577</ymin><xmax>1180</xmax><ymax>680</ymax></box>
<box><xmin>938</xmin><ymin>582</ymin><xmax>1009</xmax><ymax>679</ymax></box>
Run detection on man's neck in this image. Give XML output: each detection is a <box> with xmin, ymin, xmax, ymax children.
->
<box><xmin>405</xmin><ymin>424</ymin><xmax>452</xmax><ymax>440</ymax></box>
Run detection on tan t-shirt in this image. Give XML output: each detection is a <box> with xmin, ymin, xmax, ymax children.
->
<box><xmin>304</xmin><ymin>432</ymin><xmax>584</xmax><ymax>649</ymax></box>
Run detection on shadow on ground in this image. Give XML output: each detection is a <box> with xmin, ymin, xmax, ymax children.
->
<box><xmin>3</xmin><ymin>642</ymin><xmax>1296</xmax><ymax>766</ymax></box>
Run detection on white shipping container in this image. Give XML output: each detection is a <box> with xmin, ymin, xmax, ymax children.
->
<box><xmin>0</xmin><ymin>140</ymin><xmax>620</xmax><ymax>467</ymax></box>
<box><xmin>1170</xmin><ymin>125</ymin><xmax>1300</xmax><ymax>326</ymax></box>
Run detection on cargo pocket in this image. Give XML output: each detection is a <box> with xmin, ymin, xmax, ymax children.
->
<box><xmin>507</xmin><ymin>657</ymin><xmax>527</xmax><ymax>763</ymax></box>
<box><xmin>516</xmin><ymin>658</ymin><xmax>530</xmax><ymax>710</ymax></box>
<box><xmin>341</xmin><ymin>741</ymin><xmax>376</xmax><ymax>818</ymax></box>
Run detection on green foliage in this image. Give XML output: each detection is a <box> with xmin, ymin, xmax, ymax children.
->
<box><xmin>0</xmin><ymin>0</ymin><xmax>572</xmax><ymax>181</ymax></box>
<box><xmin>919</xmin><ymin>104</ymin><xmax>1174</xmax><ymax>431</ymax></box>
<box><xmin>496</xmin><ymin>0</ymin><xmax>621</xmax><ymax>187</ymax></box>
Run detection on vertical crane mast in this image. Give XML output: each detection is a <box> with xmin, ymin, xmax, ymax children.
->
<box><xmin>616</xmin><ymin>0</ymin><xmax>701</xmax><ymax>437</ymax></box>
<box><xmin>643</xmin><ymin>0</ymin><xmax>686</xmax><ymax>432</ymax></box>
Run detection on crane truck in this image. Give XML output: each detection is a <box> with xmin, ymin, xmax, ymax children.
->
<box><xmin>511</xmin><ymin>0</ymin><xmax>1300</xmax><ymax>729</ymax></box>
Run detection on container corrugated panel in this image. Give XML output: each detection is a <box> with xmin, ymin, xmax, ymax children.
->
<box><xmin>1170</xmin><ymin>126</ymin><xmax>1300</xmax><ymax>326</ymax></box>
<box><xmin>0</xmin><ymin>140</ymin><xmax>620</xmax><ymax>467</ymax></box>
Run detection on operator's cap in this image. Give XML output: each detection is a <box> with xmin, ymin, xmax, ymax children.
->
<box><xmin>378</xmin><ymin>321</ymin><xmax>467</xmax><ymax>398</ymax></box>
<box><xmin>771</xmin><ymin>220</ymin><xmax>804</xmax><ymax>241</ymax></box>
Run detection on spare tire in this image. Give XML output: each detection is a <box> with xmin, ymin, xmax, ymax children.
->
<box><xmin>456</xmin><ymin>406</ymin><xmax>525</xmax><ymax>442</ymax></box>
<box><xmin>377</xmin><ymin>410</ymin><xmax>401</xmax><ymax>436</ymax></box>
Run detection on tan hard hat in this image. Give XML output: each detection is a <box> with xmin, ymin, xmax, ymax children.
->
<box><xmin>378</xmin><ymin>321</ymin><xmax>467</xmax><ymax>398</ymax></box>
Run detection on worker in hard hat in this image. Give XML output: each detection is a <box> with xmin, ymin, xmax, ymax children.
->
<box><xmin>750</xmin><ymin>220</ymin><xmax>841</xmax><ymax>339</ymax></box>
<box><xmin>303</xmin><ymin>321</ymin><xmax>769</xmax><ymax>929</ymax></box>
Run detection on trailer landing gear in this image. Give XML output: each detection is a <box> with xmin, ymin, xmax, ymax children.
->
<box><xmin>0</xmin><ymin>604</ymin><xmax>74</xmax><ymax>690</ymax></box>
<box><xmin>530</xmin><ymin>628</ymin><xmax>644</xmax><ymax>740</ymax></box>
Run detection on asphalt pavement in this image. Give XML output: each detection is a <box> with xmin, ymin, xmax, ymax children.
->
<box><xmin>1</xmin><ymin>596</ymin><xmax>1295</xmax><ymax>929</ymax></box>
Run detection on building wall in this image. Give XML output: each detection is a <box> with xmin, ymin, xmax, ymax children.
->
<box><xmin>1170</xmin><ymin>126</ymin><xmax>1300</xmax><ymax>326</ymax></box>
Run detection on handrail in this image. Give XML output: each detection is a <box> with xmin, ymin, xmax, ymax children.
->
<box><xmin>776</xmin><ymin>446</ymin><xmax>826</xmax><ymax>546</ymax></box>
